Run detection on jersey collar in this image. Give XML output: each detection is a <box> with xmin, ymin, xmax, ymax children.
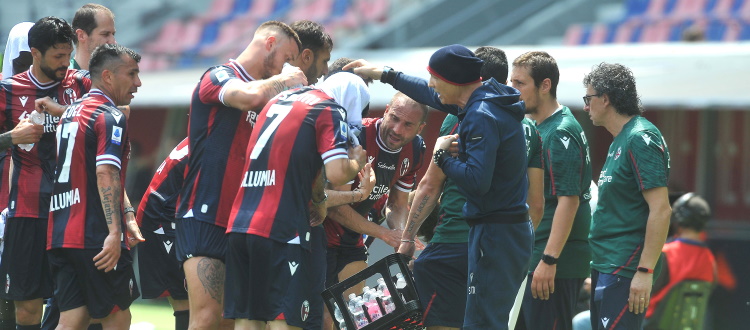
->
<box><xmin>88</xmin><ymin>88</ymin><xmax>116</xmax><ymax>106</ymax></box>
<box><xmin>229</xmin><ymin>59</ymin><xmax>255</xmax><ymax>82</ymax></box>
<box><xmin>27</xmin><ymin>66</ymin><xmax>61</xmax><ymax>90</ymax></box>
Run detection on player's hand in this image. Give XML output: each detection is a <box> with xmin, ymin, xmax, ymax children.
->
<box><xmin>448</xmin><ymin>141</ymin><xmax>460</xmax><ymax>157</ymax></box>
<box><xmin>309</xmin><ymin>201</ymin><xmax>327</xmax><ymax>226</ymax></box>
<box><xmin>379</xmin><ymin>227</ymin><xmax>402</xmax><ymax>249</ymax></box>
<box><xmin>531</xmin><ymin>261</ymin><xmax>556</xmax><ymax>300</ymax></box>
<box><xmin>126</xmin><ymin>218</ymin><xmax>145</xmax><ymax>248</ymax></box>
<box><xmin>348</xmin><ymin>145</ymin><xmax>367</xmax><ymax>170</ymax></box>
<box><xmin>414</xmin><ymin>237</ymin><xmax>426</xmax><ymax>251</ymax></box>
<box><xmin>356</xmin><ymin>163</ymin><xmax>376</xmax><ymax>199</ymax></box>
<box><xmin>11</xmin><ymin>118</ymin><xmax>43</xmax><ymax>145</ymax></box>
<box><xmin>629</xmin><ymin>271</ymin><xmax>653</xmax><ymax>314</ymax></box>
<box><xmin>434</xmin><ymin>134</ymin><xmax>458</xmax><ymax>153</ymax></box>
<box><xmin>278</xmin><ymin>66</ymin><xmax>307</xmax><ymax>88</ymax></box>
<box><xmin>34</xmin><ymin>96</ymin><xmax>65</xmax><ymax>117</ymax></box>
<box><xmin>341</xmin><ymin>59</ymin><xmax>384</xmax><ymax>81</ymax></box>
<box><xmin>397</xmin><ymin>240</ymin><xmax>416</xmax><ymax>258</ymax></box>
<box><xmin>94</xmin><ymin>233</ymin><xmax>121</xmax><ymax>272</ymax></box>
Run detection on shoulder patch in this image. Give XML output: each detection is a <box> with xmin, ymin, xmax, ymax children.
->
<box><xmin>111</xmin><ymin>126</ymin><xmax>123</xmax><ymax>145</ymax></box>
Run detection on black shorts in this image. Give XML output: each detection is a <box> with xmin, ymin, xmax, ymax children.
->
<box><xmin>518</xmin><ymin>275</ymin><xmax>585</xmax><ymax>330</ymax></box>
<box><xmin>137</xmin><ymin>225</ymin><xmax>187</xmax><ymax>300</ymax></box>
<box><xmin>48</xmin><ymin>248</ymin><xmax>139</xmax><ymax>319</ymax></box>
<box><xmin>303</xmin><ymin>225</ymin><xmax>326</xmax><ymax>330</ymax></box>
<box><xmin>0</xmin><ymin>217</ymin><xmax>53</xmax><ymax>300</ymax></box>
<box><xmin>325</xmin><ymin>246</ymin><xmax>367</xmax><ymax>288</ymax></box>
<box><xmin>224</xmin><ymin>234</ymin><xmax>314</xmax><ymax>328</ymax></box>
<box><xmin>175</xmin><ymin>218</ymin><xmax>227</xmax><ymax>263</ymax></box>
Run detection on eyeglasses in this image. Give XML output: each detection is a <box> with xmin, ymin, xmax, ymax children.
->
<box><xmin>582</xmin><ymin>93</ymin><xmax>601</xmax><ymax>106</ymax></box>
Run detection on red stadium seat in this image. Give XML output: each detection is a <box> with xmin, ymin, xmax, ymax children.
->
<box><xmin>563</xmin><ymin>24</ymin><xmax>584</xmax><ymax>45</ymax></box>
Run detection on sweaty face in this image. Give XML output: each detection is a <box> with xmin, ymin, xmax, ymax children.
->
<box><xmin>379</xmin><ymin>100</ymin><xmax>425</xmax><ymax>150</ymax></box>
<box><xmin>511</xmin><ymin>66</ymin><xmax>540</xmax><ymax>114</ymax></box>
<box><xmin>262</xmin><ymin>37</ymin><xmax>300</xmax><ymax>79</ymax></box>
<box><xmin>108</xmin><ymin>55</ymin><xmax>141</xmax><ymax>106</ymax></box>
<box><xmin>38</xmin><ymin>43</ymin><xmax>73</xmax><ymax>82</ymax></box>
<box><xmin>85</xmin><ymin>12</ymin><xmax>116</xmax><ymax>56</ymax></box>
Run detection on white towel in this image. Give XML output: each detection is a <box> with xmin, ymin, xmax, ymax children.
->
<box><xmin>2</xmin><ymin>22</ymin><xmax>34</xmax><ymax>78</ymax></box>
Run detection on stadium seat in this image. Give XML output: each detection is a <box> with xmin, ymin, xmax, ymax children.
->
<box><xmin>626</xmin><ymin>0</ymin><xmax>652</xmax><ymax>17</ymax></box>
<box><xmin>199</xmin><ymin>19</ymin><xmax>248</xmax><ymax>57</ymax></box>
<box><xmin>588</xmin><ymin>23</ymin><xmax>610</xmax><ymax>44</ymax></box>
<box><xmin>287</xmin><ymin>0</ymin><xmax>334</xmax><ymax>22</ymax></box>
<box><xmin>644</xmin><ymin>0</ymin><xmax>669</xmax><ymax>19</ymax></box>
<box><xmin>670</xmin><ymin>0</ymin><xmax>708</xmax><ymax>19</ymax></box>
<box><xmin>640</xmin><ymin>20</ymin><xmax>672</xmax><ymax>43</ymax></box>
<box><xmin>563</xmin><ymin>24</ymin><xmax>585</xmax><ymax>45</ymax></box>
<box><xmin>144</xmin><ymin>19</ymin><xmax>185</xmax><ymax>54</ymax></box>
<box><xmin>705</xmin><ymin>18</ymin><xmax>728</xmax><ymax>40</ymax></box>
<box><xmin>643</xmin><ymin>280</ymin><xmax>713</xmax><ymax>330</ymax></box>
<box><xmin>204</xmin><ymin>0</ymin><xmax>236</xmax><ymax>21</ymax></box>
<box><xmin>248</xmin><ymin>0</ymin><xmax>277</xmax><ymax>19</ymax></box>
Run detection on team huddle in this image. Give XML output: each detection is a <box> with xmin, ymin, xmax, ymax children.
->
<box><xmin>0</xmin><ymin>3</ymin><xmax>672</xmax><ymax>330</ymax></box>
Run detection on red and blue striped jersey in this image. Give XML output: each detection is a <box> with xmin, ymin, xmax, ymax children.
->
<box><xmin>0</xmin><ymin>150</ymin><xmax>9</xmax><ymax>210</ymax></box>
<box><xmin>325</xmin><ymin>118</ymin><xmax>425</xmax><ymax>248</ymax></box>
<box><xmin>177</xmin><ymin>60</ymin><xmax>257</xmax><ymax>228</ymax></box>
<box><xmin>0</xmin><ymin>69</ymin><xmax>90</xmax><ymax>219</ymax></box>
<box><xmin>227</xmin><ymin>88</ymin><xmax>349</xmax><ymax>250</ymax></box>
<box><xmin>136</xmin><ymin>138</ymin><xmax>188</xmax><ymax>235</ymax></box>
<box><xmin>48</xmin><ymin>90</ymin><xmax>130</xmax><ymax>249</ymax></box>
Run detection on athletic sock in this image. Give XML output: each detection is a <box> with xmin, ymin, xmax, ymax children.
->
<box><xmin>174</xmin><ymin>310</ymin><xmax>189</xmax><ymax>330</ymax></box>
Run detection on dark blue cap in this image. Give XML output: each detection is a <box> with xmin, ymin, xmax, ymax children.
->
<box><xmin>427</xmin><ymin>44</ymin><xmax>483</xmax><ymax>86</ymax></box>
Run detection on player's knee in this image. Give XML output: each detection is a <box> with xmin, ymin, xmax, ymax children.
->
<box><xmin>13</xmin><ymin>302</ymin><xmax>42</xmax><ymax>324</ymax></box>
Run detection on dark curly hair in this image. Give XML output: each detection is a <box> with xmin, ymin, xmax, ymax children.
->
<box><xmin>290</xmin><ymin>20</ymin><xmax>332</xmax><ymax>55</ymax></box>
<box><xmin>583</xmin><ymin>62</ymin><xmax>642</xmax><ymax>116</ymax></box>
<box><xmin>28</xmin><ymin>17</ymin><xmax>75</xmax><ymax>55</ymax></box>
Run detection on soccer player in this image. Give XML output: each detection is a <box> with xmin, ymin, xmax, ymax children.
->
<box><xmin>70</xmin><ymin>4</ymin><xmax>116</xmax><ymax>70</ymax></box>
<box><xmin>0</xmin><ymin>17</ymin><xmax>91</xmax><ymax>329</ymax></box>
<box><xmin>288</xmin><ymin>20</ymin><xmax>332</xmax><ymax>330</ymax></box>
<box><xmin>583</xmin><ymin>63</ymin><xmax>671</xmax><ymax>329</ymax></box>
<box><xmin>47</xmin><ymin>43</ymin><xmax>142</xmax><ymax>329</ymax></box>
<box><xmin>176</xmin><ymin>20</ymin><xmax>305</xmax><ymax>329</ymax></box>
<box><xmin>512</xmin><ymin>51</ymin><xmax>592</xmax><ymax>330</ymax></box>
<box><xmin>323</xmin><ymin>89</ymin><xmax>426</xmax><ymax>297</ymax></box>
<box><xmin>224</xmin><ymin>72</ymin><xmax>368</xmax><ymax>330</ymax></box>
<box><xmin>136</xmin><ymin>138</ymin><xmax>189</xmax><ymax>330</ymax></box>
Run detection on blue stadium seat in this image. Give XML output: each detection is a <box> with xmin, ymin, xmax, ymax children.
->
<box><xmin>626</xmin><ymin>0</ymin><xmax>652</xmax><ymax>17</ymax></box>
<box><xmin>706</xmin><ymin>19</ymin><xmax>728</xmax><ymax>40</ymax></box>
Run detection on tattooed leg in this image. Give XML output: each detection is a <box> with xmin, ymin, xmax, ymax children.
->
<box><xmin>184</xmin><ymin>256</ymin><xmax>225</xmax><ymax>329</ymax></box>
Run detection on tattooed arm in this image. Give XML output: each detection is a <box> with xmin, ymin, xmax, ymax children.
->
<box><xmin>396</xmin><ymin>159</ymin><xmax>447</xmax><ymax>258</ymax></box>
<box><xmin>222</xmin><ymin>67</ymin><xmax>307</xmax><ymax>112</ymax></box>
<box><xmin>93</xmin><ymin>164</ymin><xmax>123</xmax><ymax>272</ymax></box>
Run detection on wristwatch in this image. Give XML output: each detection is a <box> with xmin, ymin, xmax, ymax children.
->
<box><xmin>541</xmin><ymin>254</ymin><xmax>558</xmax><ymax>265</ymax></box>
<box><xmin>433</xmin><ymin>149</ymin><xmax>449</xmax><ymax>167</ymax></box>
<box><xmin>312</xmin><ymin>192</ymin><xmax>328</xmax><ymax>206</ymax></box>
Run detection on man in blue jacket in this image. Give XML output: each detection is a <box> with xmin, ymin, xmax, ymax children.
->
<box><xmin>346</xmin><ymin>45</ymin><xmax>533</xmax><ymax>329</ymax></box>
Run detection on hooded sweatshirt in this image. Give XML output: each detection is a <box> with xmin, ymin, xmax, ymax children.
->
<box><xmin>439</xmin><ymin>78</ymin><xmax>529</xmax><ymax>220</ymax></box>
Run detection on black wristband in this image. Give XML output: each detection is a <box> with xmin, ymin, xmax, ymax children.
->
<box><xmin>541</xmin><ymin>254</ymin><xmax>558</xmax><ymax>265</ymax></box>
<box><xmin>433</xmin><ymin>149</ymin><xmax>449</xmax><ymax>168</ymax></box>
<box><xmin>380</xmin><ymin>66</ymin><xmax>398</xmax><ymax>85</ymax></box>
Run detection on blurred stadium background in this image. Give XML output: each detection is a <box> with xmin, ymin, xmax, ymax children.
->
<box><xmin>2</xmin><ymin>0</ymin><xmax>748</xmax><ymax>328</ymax></box>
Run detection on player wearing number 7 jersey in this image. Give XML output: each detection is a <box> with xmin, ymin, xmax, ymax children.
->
<box><xmin>47</xmin><ymin>43</ymin><xmax>142</xmax><ymax>329</ymax></box>
<box><xmin>224</xmin><ymin>72</ymin><xmax>368</xmax><ymax>329</ymax></box>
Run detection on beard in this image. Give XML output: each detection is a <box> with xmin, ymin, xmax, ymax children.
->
<box><xmin>39</xmin><ymin>62</ymin><xmax>66</xmax><ymax>82</ymax></box>
<box><xmin>262</xmin><ymin>48</ymin><xmax>278</xmax><ymax>79</ymax></box>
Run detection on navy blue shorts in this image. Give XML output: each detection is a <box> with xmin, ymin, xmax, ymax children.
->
<box><xmin>303</xmin><ymin>225</ymin><xmax>326</xmax><ymax>330</ymax></box>
<box><xmin>464</xmin><ymin>220</ymin><xmax>533</xmax><ymax>330</ymax></box>
<box><xmin>0</xmin><ymin>217</ymin><xmax>53</xmax><ymax>300</ymax></box>
<box><xmin>224</xmin><ymin>234</ymin><xmax>314</xmax><ymax>328</ymax></box>
<box><xmin>412</xmin><ymin>242</ymin><xmax>468</xmax><ymax>328</ymax></box>
<box><xmin>137</xmin><ymin>223</ymin><xmax>187</xmax><ymax>300</ymax></box>
<box><xmin>175</xmin><ymin>218</ymin><xmax>227</xmax><ymax>262</ymax></box>
<box><xmin>590</xmin><ymin>270</ymin><xmax>644</xmax><ymax>330</ymax></box>
<box><xmin>48</xmin><ymin>248</ymin><xmax>139</xmax><ymax>319</ymax></box>
<box><xmin>517</xmin><ymin>275</ymin><xmax>584</xmax><ymax>330</ymax></box>
<box><xmin>325</xmin><ymin>246</ymin><xmax>367</xmax><ymax>288</ymax></box>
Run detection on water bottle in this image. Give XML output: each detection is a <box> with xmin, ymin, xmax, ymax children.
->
<box><xmin>364</xmin><ymin>288</ymin><xmax>383</xmax><ymax>321</ymax></box>
<box><xmin>333</xmin><ymin>302</ymin><xmax>347</xmax><ymax>330</ymax></box>
<box><xmin>376</xmin><ymin>278</ymin><xmax>389</xmax><ymax>296</ymax></box>
<box><xmin>381</xmin><ymin>293</ymin><xmax>396</xmax><ymax>314</ymax></box>
<box><xmin>18</xmin><ymin>111</ymin><xmax>44</xmax><ymax>151</ymax></box>
<box><xmin>395</xmin><ymin>273</ymin><xmax>407</xmax><ymax>289</ymax></box>
<box><xmin>348</xmin><ymin>295</ymin><xmax>368</xmax><ymax>329</ymax></box>
<box><xmin>282</xmin><ymin>62</ymin><xmax>304</xmax><ymax>89</ymax></box>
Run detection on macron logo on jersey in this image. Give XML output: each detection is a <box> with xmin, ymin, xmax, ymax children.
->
<box><xmin>240</xmin><ymin>170</ymin><xmax>276</xmax><ymax>187</ymax></box>
<box><xmin>19</xmin><ymin>96</ymin><xmax>28</xmax><ymax>107</ymax></box>
<box><xmin>288</xmin><ymin>261</ymin><xmax>299</xmax><ymax>276</ymax></box>
<box><xmin>560</xmin><ymin>136</ymin><xmax>570</xmax><ymax>149</ymax></box>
